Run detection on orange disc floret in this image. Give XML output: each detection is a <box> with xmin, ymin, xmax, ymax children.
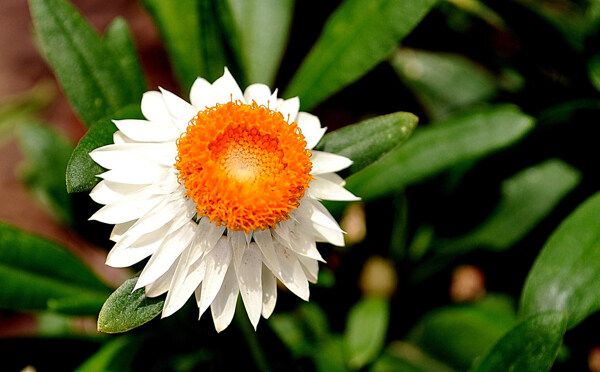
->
<box><xmin>175</xmin><ymin>101</ymin><xmax>313</xmax><ymax>232</ymax></box>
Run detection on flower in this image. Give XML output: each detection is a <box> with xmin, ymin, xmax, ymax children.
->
<box><xmin>89</xmin><ymin>68</ymin><xmax>359</xmax><ymax>332</ymax></box>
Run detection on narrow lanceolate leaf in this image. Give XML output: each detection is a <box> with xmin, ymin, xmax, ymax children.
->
<box><xmin>143</xmin><ymin>0</ymin><xmax>227</xmax><ymax>92</ymax></box>
<box><xmin>16</xmin><ymin>122</ymin><xmax>75</xmax><ymax>225</ymax></box>
<box><xmin>104</xmin><ymin>17</ymin><xmax>146</xmax><ymax>101</ymax></box>
<box><xmin>391</xmin><ymin>48</ymin><xmax>497</xmax><ymax>120</ymax></box>
<box><xmin>439</xmin><ymin>159</ymin><xmax>581</xmax><ymax>254</ymax></box>
<box><xmin>29</xmin><ymin>0</ymin><xmax>136</xmax><ymax>126</ymax></box>
<box><xmin>74</xmin><ymin>336</ymin><xmax>140</xmax><ymax>372</ymax></box>
<box><xmin>98</xmin><ymin>276</ymin><xmax>164</xmax><ymax>333</ymax></box>
<box><xmin>346</xmin><ymin>105</ymin><xmax>534</xmax><ymax>201</ymax></box>
<box><xmin>344</xmin><ymin>297</ymin><xmax>390</xmax><ymax>370</ymax></box>
<box><xmin>285</xmin><ymin>0</ymin><xmax>437</xmax><ymax>110</ymax></box>
<box><xmin>470</xmin><ymin>311</ymin><xmax>567</xmax><ymax>372</ymax></box>
<box><xmin>66</xmin><ymin>104</ymin><xmax>142</xmax><ymax>193</ymax></box>
<box><xmin>315</xmin><ymin>112</ymin><xmax>418</xmax><ymax>174</ymax></box>
<box><xmin>0</xmin><ymin>223</ymin><xmax>110</xmax><ymax>314</ymax></box>
<box><xmin>222</xmin><ymin>0</ymin><xmax>294</xmax><ymax>85</ymax></box>
<box><xmin>520</xmin><ymin>191</ymin><xmax>600</xmax><ymax>329</ymax></box>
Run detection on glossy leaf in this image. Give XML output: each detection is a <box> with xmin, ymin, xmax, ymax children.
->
<box><xmin>370</xmin><ymin>342</ymin><xmax>456</xmax><ymax>372</ymax></box>
<box><xmin>223</xmin><ymin>0</ymin><xmax>294</xmax><ymax>85</ymax></box>
<box><xmin>104</xmin><ymin>17</ymin><xmax>146</xmax><ymax>101</ymax></box>
<box><xmin>143</xmin><ymin>0</ymin><xmax>227</xmax><ymax>91</ymax></box>
<box><xmin>520</xmin><ymin>191</ymin><xmax>600</xmax><ymax>328</ymax></box>
<box><xmin>74</xmin><ymin>336</ymin><xmax>140</xmax><ymax>372</ymax></box>
<box><xmin>0</xmin><ymin>223</ymin><xmax>109</xmax><ymax>314</ymax></box>
<box><xmin>346</xmin><ymin>105</ymin><xmax>534</xmax><ymax>201</ymax></box>
<box><xmin>408</xmin><ymin>296</ymin><xmax>516</xmax><ymax>370</ymax></box>
<box><xmin>285</xmin><ymin>0</ymin><xmax>437</xmax><ymax>110</ymax></box>
<box><xmin>391</xmin><ymin>48</ymin><xmax>497</xmax><ymax>119</ymax></box>
<box><xmin>66</xmin><ymin>104</ymin><xmax>142</xmax><ymax>193</ymax></box>
<box><xmin>98</xmin><ymin>276</ymin><xmax>164</xmax><ymax>333</ymax></box>
<box><xmin>439</xmin><ymin>159</ymin><xmax>581</xmax><ymax>254</ymax></box>
<box><xmin>344</xmin><ymin>297</ymin><xmax>390</xmax><ymax>370</ymax></box>
<box><xmin>15</xmin><ymin>122</ymin><xmax>75</xmax><ymax>225</ymax></box>
<box><xmin>29</xmin><ymin>0</ymin><xmax>136</xmax><ymax>126</ymax></box>
<box><xmin>315</xmin><ymin>112</ymin><xmax>418</xmax><ymax>174</ymax></box>
<box><xmin>471</xmin><ymin>311</ymin><xmax>567</xmax><ymax>372</ymax></box>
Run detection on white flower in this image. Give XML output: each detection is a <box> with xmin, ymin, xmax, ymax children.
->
<box><xmin>89</xmin><ymin>68</ymin><xmax>359</xmax><ymax>332</ymax></box>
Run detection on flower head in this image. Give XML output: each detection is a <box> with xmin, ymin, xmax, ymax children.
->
<box><xmin>89</xmin><ymin>68</ymin><xmax>359</xmax><ymax>332</ymax></box>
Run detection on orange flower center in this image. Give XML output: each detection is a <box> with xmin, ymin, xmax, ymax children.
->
<box><xmin>175</xmin><ymin>101</ymin><xmax>312</xmax><ymax>232</ymax></box>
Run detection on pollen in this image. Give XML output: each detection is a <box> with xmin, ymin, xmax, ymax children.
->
<box><xmin>175</xmin><ymin>101</ymin><xmax>313</xmax><ymax>232</ymax></box>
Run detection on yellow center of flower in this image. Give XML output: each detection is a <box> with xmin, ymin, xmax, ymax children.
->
<box><xmin>175</xmin><ymin>101</ymin><xmax>312</xmax><ymax>232</ymax></box>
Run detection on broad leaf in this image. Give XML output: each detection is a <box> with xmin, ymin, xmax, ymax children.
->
<box><xmin>16</xmin><ymin>122</ymin><xmax>75</xmax><ymax>225</ymax></box>
<box><xmin>143</xmin><ymin>0</ymin><xmax>227</xmax><ymax>92</ymax></box>
<box><xmin>74</xmin><ymin>336</ymin><xmax>140</xmax><ymax>372</ymax></box>
<box><xmin>470</xmin><ymin>311</ymin><xmax>567</xmax><ymax>372</ymax></box>
<box><xmin>520</xmin><ymin>191</ymin><xmax>600</xmax><ymax>328</ymax></box>
<box><xmin>391</xmin><ymin>48</ymin><xmax>497</xmax><ymax>119</ymax></box>
<box><xmin>344</xmin><ymin>297</ymin><xmax>390</xmax><ymax>370</ymax></box>
<box><xmin>315</xmin><ymin>112</ymin><xmax>418</xmax><ymax>174</ymax></box>
<box><xmin>104</xmin><ymin>17</ymin><xmax>146</xmax><ymax>100</ymax></box>
<box><xmin>285</xmin><ymin>0</ymin><xmax>437</xmax><ymax>110</ymax></box>
<box><xmin>408</xmin><ymin>296</ymin><xmax>516</xmax><ymax>370</ymax></box>
<box><xmin>439</xmin><ymin>159</ymin><xmax>581</xmax><ymax>254</ymax></box>
<box><xmin>222</xmin><ymin>0</ymin><xmax>294</xmax><ymax>85</ymax></box>
<box><xmin>98</xmin><ymin>276</ymin><xmax>164</xmax><ymax>333</ymax></box>
<box><xmin>370</xmin><ymin>342</ymin><xmax>456</xmax><ymax>372</ymax></box>
<box><xmin>66</xmin><ymin>104</ymin><xmax>142</xmax><ymax>193</ymax></box>
<box><xmin>346</xmin><ymin>105</ymin><xmax>534</xmax><ymax>201</ymax></box>
<box><xmin>29</xmin><ymin>0</ymin><xmax>137</xmax><ymax>126</ymax></box>
<box><xmin>0</xmin><ymin>223</ymin><xmax>109</xmax><ymax>314</ymax></box>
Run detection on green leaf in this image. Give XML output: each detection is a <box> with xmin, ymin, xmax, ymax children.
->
<box><xmin>439</xmin><ymin>159</ymin><xmax>581</xmax><ymax>254</ymax></box>
<box><xmin>0</xmin><ymin>223</ymin><xmax>110</xmax><ymax>314</ymax></box>
<box><xmin>285</xmin><ymin>0</ymin><xmax>437</xmax><ymax>110</ymax></box>
<box><xmin>519</xmin><ymin>191</ymin><xmax>600</xmax><ymax>329</ymax></box>
<box><xmin>29</xmin><ymin>0</ymin><xmax>137</xmax><ymax>126</ymax></box>
<box><xmin>370</xmin><ymin>342</ymin><xmax>456</xmax><ymax>372</ymax></box>
<box><xmin>314</xmin><ymin>337</ymin><xmax>348</xmax><ymax>372</ymax></box>
<box><xmin>97</xmin><ymin>275</ymin><xmax>164</xmax><ymax>333</ymax></box>
<box><xmin>346</xmin><ymin>105</ymin><xmax>534</xmax><ymax>201</ymax></box>
<box><xmin>344</xmin><ymin>297</ymin><xmax>390</xmax><ymax>370</ymax></box>
<box><xmin>15</xmin><ymin>122</ymin><xmax>75</xmax><ymax>225</ymax></box>
<box><xmin>408</xmin><ymin>295</ymin><xmax>516</xmax><ymax>370</ymax></box>
<box><xmin>315</xmin><ymin>112</ymin><xmax>418</xmax><ymax>174</ymax></box>
<box><xmin>143</xmin><ymin>0</ymin><xmax>227</xmax><ymax>91</ymax></box>
<box><xmin>470</xmin><ymin>311</ymin><xmax>567</xmax><ymax>372</ymax></box>
<box><xmin>104</xmin><ymin>17</ymin><xmax>146</xmax><ymax>101</ymax></box>
<box><xmin>66</xmin><ymin>104</ymin><xmax>142</xmax><ymax>193</ymax></box>
<box><xmin>391</xmin><ymin>48</ymin><xmax>497</xmax><ymax>120</ymax></box>
<box><xmin>222</xmin><ymin>0</ymin><xmax>294</xmax><ymax>85</ymax></box>
<box><xmin>588</xmin><ymin>54</ymin><xmax>600</xmax><ymax>93</ymax></box>
<box><xmin>74</xmin><ymin>336</ymin><xmax>140</xmax><ymax>372</ymax></box>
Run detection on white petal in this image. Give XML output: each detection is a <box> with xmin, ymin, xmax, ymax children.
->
<box><xmin>90</xmin><ymin>180</ymin><xmax>144</xmax><ymax>205</ymax></box>
<box><xmin>158</xmin><ymin>87</ymin><xmax>198</xmax><ymax>129</ymax></box>
<box><xmin>276</xmin><ymin>97</ymin><xmax>300</xmax><ymax>123</ymax></box>
<box><xmin>317</xmin><ymin>172</ymin><xmax>346</xmax><ymax>186</ymax></box>
<box><xmin>261</xmin><ymin>265</ymin><xmax>277</xmax><ymax>319</ymax></box>
<box><xmin>296</xmin><ymin>199</ymin><xmax>344</xmax><ymax>233</ymax></box>
<box><xmin>243</xmin><ymin>84</ymin><xmax>272</xmax><ymax>107</ymax></box>
<box><xmin>198</xmin><ymin>238</ymin><xmax>233</xmax><ymax>317</ymax></box>
<box><xmin>141</xmin><ymin>91</ymin><xmax>172</xmax><ymax>124</ymax></box>
<box><xmin>162</xmin><ymin>240</ymin><xmax>208</xmax><ymax>318</ymax></box>
<box><xmin>229</xmin><ymin>229</ymin><xmax>248</xmax><ymax>273</ymax></box>
<box><xmin>145</xmin><ymin>257</ymin><xmax>179</xmax><ymax>297</ymax></box>
<box><xmin>311</xmin><ymin>223</ymin><xmax>345</xmax><ymax>247</ymax></box>
<box><xmin>212</xmin><ymin>67</ymin><xmax>244</xmax><ymax>104</ymax></box>
<box><xmin>311</xmin><ymin>151</ymin><xmax>353</xmax><ymax>175</ymax></box>
<box><xmin>296</xmin><ymin>112</ymin><xmax>326</xmax><ymax>149</ymax></box>
<box><xmin>253</xmin><ymin>229</ymin><xmax>281</xmax><ymax>276</ymax></box>
<box><xmin>308</xmin><ymin>176</ymin><xmax>360</xmax><ymax>201</ymax></box>
<box><xmin>90</xmin><ymin>143</ymin><xmax>177</xmax><ymax>170</ymax></box>
<box><xmin>113</xmin><ymin>131</ymin><xmax>136</xmax><ymax>144</ymax></box>
<box><xmin>275</xmin><ymin>243</ymin><xmax>309</xmax><ymax>301</ymax></box>
<box><xmin>211</xmin><ymin>264</ymin><xmax>239</xmax><ymax>332</ymax></box>
<box><xmin>123</xmin><ymin>196</ymin><xmax>192</xmax><ymax>238</ymax></box>
<box><xmin>98</xmin><ymin>164</ymin><xmax>172</xmax><ymax>185</ymax></box>
<box><xmin>297</xmin><ymin>255</ymin><xmax>319</xmax><ymax>284</ymax></box>
<box><xmin>90</xmin><ymin>192</ymin><xmax>165</xmax><ymax>224</ymax></box>
<box><xmin>114</xmin><ymin>119</ymin><xmax>179</xmax><ymax>142</ymax></box>
<box><xmin>286</xmin><ymin>227</ymin><xmax>324</xmax><ymax>262</ymax></box>
<box><xmin>106</xmin><ymin>222</ymin><xmax>172</xmax><ymax>267</ymax></box>
<box><xmin>237</xmin><ymin>243</ymin><xmax>263</xmax><ymax>329</ymax></box>
<box><xmin>135</xmin><ymin>221</ymin><xmax>197</xmax><ymax>290</ymax></box>
<box><xmin>190</xmin><ymin>77</ymin><xmax>219</xmax><ymax>110</ymax></box>
<box><xmin>193</xmin><ymin>218</ymin><xmax>227</xmax><ymax>258</ymax></box>
<box><xmin>110</xmin><ymin>220</ymin><xmax>135</xmax><ymax>243</ymax></box>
